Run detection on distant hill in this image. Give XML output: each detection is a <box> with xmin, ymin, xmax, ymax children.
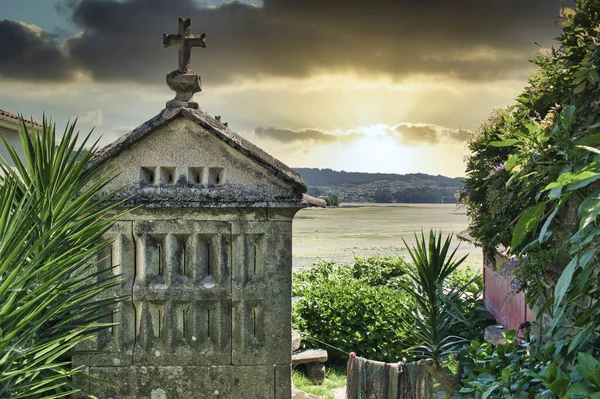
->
<box><xmin>295</xmin><ymin>168</ymin><xmax>463</xmax><ymax>187</ymax></box>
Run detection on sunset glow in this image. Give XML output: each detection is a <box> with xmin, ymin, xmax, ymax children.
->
<box><xmin>0</xmin><ymin>0</ymin><xmax>565</xmax><ymax>177</ymax></box>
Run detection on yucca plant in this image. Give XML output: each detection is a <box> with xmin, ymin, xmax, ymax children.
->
<box><xmin>0</xmin><ymin>117</ymin><xmax>125</xmax><ymax>398</ymax></box>
<box><xmin>399</xmin><ymin>230</ymin><xmax>472</xmax><ymax>394</ymax></box>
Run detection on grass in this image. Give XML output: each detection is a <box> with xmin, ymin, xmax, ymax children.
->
<box><xmin>292</xmin><ymin>367</ymin><xmax>346</xmax><ymax>399</ymax></box>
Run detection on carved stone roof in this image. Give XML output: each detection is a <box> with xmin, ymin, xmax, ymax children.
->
<box><xmin>91</xmin><ymin>107</ymin><xmax>307</xmax><ymax>193</ymax></box>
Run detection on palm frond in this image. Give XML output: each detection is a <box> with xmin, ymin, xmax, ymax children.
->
<box><xmin>400</xmin><ymin>230</ymin><xmax>469</xmax><ymax>364</ymax></box>
<box><xmin>0</xmin><ymin>117</ymin><xmax>127</xmax><ymax>397</ymax></box>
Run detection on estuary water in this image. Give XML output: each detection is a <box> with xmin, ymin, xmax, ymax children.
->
<box><xmin>292</xmin><ymin>203</ymin><xmax>482</xmax><ymax>269</ymax></box>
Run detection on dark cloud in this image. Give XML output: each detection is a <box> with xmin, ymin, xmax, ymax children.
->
<box><xmin>0</xmin><ymin>20</ymin><xmax>76</xmax><ymax>81</ymax></box>
<box><xmin>390</xmin><ymin>123</ymin><xmax>469</xmax><ymax>146</ymax></box>
<box><xmin>8</xmin><ymin>0</ymin><xmax>566</xmax><ymax>83</ymax></box>
<box><xmin>255</xmin><ymin>126</ymin><xmax>362</xmax><ymax>143</ymax></box>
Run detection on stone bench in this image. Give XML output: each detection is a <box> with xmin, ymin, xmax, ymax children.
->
<box><xmin>291</xmin><ymin>330</ymin><xmax>328</xmax><ymax>384</ymax></box>
<box><xmin>293</xmin><ymin>349</ymin><xmax>328</xmax><ymax>384</ymax></box>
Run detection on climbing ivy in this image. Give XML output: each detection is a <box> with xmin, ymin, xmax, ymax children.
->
<box><xmin>458</xmin><ymin>1</ymin><xmax>600</xmax><ymax>397</ymax></box>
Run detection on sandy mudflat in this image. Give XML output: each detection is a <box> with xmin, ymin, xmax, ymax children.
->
<box><xmin>293</xmin><ymin>203</ymin><xmax>481</xmax><ymax>269</ymax></box>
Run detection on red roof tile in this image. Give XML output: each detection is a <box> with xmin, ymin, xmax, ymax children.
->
<box><xmin>0</xmin><ymin>108</ymin><xmax>42</xmax><ymax>127</ymax></box>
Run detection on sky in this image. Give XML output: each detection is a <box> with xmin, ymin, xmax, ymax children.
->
<box><xmin>0</xmin><ymin>0</ymin><xmax>568</xmax><ymax>177</ymax></box>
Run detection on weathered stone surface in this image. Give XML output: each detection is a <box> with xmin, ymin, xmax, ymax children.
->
<box><xmin>162</xmin><ymin>18</ymin><xmax>206</xmax><ymax>108</ymax></box>
<box><xmin>275</xmin><ymin>364</ymin><xmax>292</xmax><ymax>399</ymax></box>
<box><xmin>89</xmin><ymin>108</ymin><xmax>307</xmax><ymax>206</ymax></box>
<box><xmin>231</xmin><ymin>220</ymin><xmax>292</xmax><ymax>365</ymax></box>
<box><xmin>73</xmin><ymin>221</ymin><xmax>135</xmax><ymax>368</ymax></box>
<box><xmin>162</xmin><ymin>18</ymin><xmax>206</xmax><ymax>74</ymax></box>
<box><xmin>166</xmin><ymin>71</ymin><xmax>202</xmax><ymax>109</ymax></box>
<box><xmin>75</xmin><ymin>194</ymin><xmax>299</xmax><ymax>398</ymax></box>
<box><xmin>292</xmin><ymin>349</ymin><xmax>328</xmax><ymax>365</ymax></box>
<box><xmin>291</xmin><ymin>330</ymin><xmax>301</xmax><ymax>352</ymax></box>
<box><xmin>484</xmin><ymin>325</ymin><xmax>508</xmax><ymax>345</ymax></box>
<box><xmin>74</xmin><ymin>19</ymin><xmax>310</xmax><ymax>397</ymax></box>
<box><xmin>88</xmin><ymin>365</ymin><xmax>276</xmax><ymax>399</ymax></box>
<box><xmin>305</xmin><ymin>363</ymin><xmax>326</xmax><ymax>385</ymax></box>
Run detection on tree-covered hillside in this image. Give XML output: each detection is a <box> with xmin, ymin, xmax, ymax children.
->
<box><xmin>294</xmin><ymin>168</ymin><xmax>463</xmax><ymax>203</ymax></box>
<box><xmin>295</xmin><ymin>168</ymin><xmax>463</xmax><ymax>187</ymax></box>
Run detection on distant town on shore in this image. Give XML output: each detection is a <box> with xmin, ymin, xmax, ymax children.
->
<box><xmin>295</xmin><ymin>168</ymin><xmax>463</xmax><ymax>204</ymax></box>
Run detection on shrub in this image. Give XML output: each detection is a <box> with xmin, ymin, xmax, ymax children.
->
<box><xmin>292</xmin><ymin>256</ymin><xmax>485</xmax><ymax>366</ymax></box>
<box><xmin>445</xmin><ymin>265</ymin><xmax>482</xmax><ymax>300</ymax></box>
<box><xmin>456</xmin><ymin>1</ymin><xmax>600</xmax><ymax>396</ymax></box>
<box><xmin>293</xmin><ymin>275</ymin><xmax>414</xmax><ymax>364</ymax></box>
<box><xmin>292</xmin><ymin>257</ymin><xmax>414</xmax><ymax>364</ymax></box>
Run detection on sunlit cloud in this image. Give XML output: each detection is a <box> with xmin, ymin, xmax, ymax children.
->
<box><xmin>254</xmin><ymin>126</ymin><xmax>363</xmax><ymax>143</ymax></box>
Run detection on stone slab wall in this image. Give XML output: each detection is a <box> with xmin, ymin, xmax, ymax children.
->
<box><xmin>75</xmin><ymin>208</ymin><xmax>299</xmax><ymax>398</ymax></box>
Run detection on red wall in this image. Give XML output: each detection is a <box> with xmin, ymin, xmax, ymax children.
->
<box><xmin>483</xmin><ymin>264</ymin><xmax>531</xmax><ymax>331</ymax></box>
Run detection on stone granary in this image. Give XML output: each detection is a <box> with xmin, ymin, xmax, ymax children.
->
<box><xmin>75</xmin><ymin>18</ymin><xmax>324</xmax><ymax>399</ymax></box>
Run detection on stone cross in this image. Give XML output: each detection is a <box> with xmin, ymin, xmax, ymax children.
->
<box><xmin>163</xmin><ymin>18</ymin><xmax>206</xmax><ymax>109</ymax></box>
<box><xmin>163</xmin><ymin>18</ymin><xmax>206</xmax><ymax>73</ymax></box>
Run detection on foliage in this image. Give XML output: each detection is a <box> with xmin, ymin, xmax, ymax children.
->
<box><xmin>398</xmin><ymin>231</ymin><xmax>470</xmax><ymax>364</ymax></box>
<box><xmin>373</xmin><ymin>187</ymin><xmax>394</xmax><ymax>203</ymax></box>
<box><xmin>444</xmin><ymin>266</ymin><xmax>488</xmax><ymax>342</ymax></box>
<box><xmin>456</xmin><ymin>331</ymin><xmax>546</xmax><ymax>399</ymax></box>
<box><xmin>393</xmin><ymin>186</ymin><xmax>459</xmax><ymax>204</ymax></box>
<box><xmin>319</xmin><ymin>193</ymin><xmax>341</xmax><ymax>206</ymax></box>
<box><xmin>292</xmin><ymin>257</ymin><xmax>415</xmax><ymax>365</ymax></box>
<box><xmin>293</xmin><ymin>253</ymin><xmax>485</xmax><ymax>367</ymax></box>
<box><xmin>457</xmin><ymin>1</ymin><xmax>600</xmax><ymax>397</ymax></box>
<box><xmin>370</xmin><ymin>186</ymin><xmax>459</xmax><ymax>203</ymax></box>
<box><xmin>297</xmin><ymin>168</ymin><xmax>462</xmax><ymax>187</ymax></box>
<box><xmin>0</xmin><ymin>118</ymin><xmax>124</xmax><ymax>397</ymax></box>
<box><xmin>292</xmin><ymin>257</ymin><xmax>409</xmax><ymax>297</ymax></box>
<box><xmin>445</xmin><ymin>265</ymin><xmax>482</xmax><ymax>299</ymax></box>
<box><xmin>457</xmin><ymin>331</ymin><xmax>600</xmax><ymax>399</ymax></box>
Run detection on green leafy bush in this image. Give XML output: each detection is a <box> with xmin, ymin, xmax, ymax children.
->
<box><xmin>292</xmin><ymin>255</ymin><xmax>485</xmax><ymax>366</ymax></box>
<box><xmin>457</xmin><ymin>332</ymin><xmax>545</xmax><ymax>399</ymax></box>
<box><xmin>456</xmin><ymin>1</ymin><xmax>600</xmax><ymax>397</ymax></box>
<box><xmin>444</xmin><ymin>265</ymin><xmax>487</xmax><ymax>343</ymax></box>
<box><xmin>445</xmin><ymin>265</ymin><xmax>482</xmax><ymax>299</ymax></box>
<box><xmin>292</xmin><ymin>257</ymin><xmax>414</xmax><ymax>364</ymax></box>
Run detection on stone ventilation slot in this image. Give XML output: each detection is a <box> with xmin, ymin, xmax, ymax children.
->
<box><xmin>207</xmin><ymin>246</ymin><xmax>211</xmax><ymax>276</ymax></box>
<box><xmin>206</xmin><ymin>308</ymin><xmax>211</xmax><ymax>339</ymax></box>
<box><xmin>111</xmin><ymin>310</ymin><xmax>116</xmax><ymax>337</ymax></box>
<box><xmin>182</xmin><ymin>308</ymin><xmax>187</xmax><ymax>339</ymax></box>
<box><xmin>157</xmin><ymin>243</ymin><xmax>163</xmax><ymax>276</ymax></box>
<box><xmin>196</xmin><ymin>236</ymin><xmax>213</xmax><ymax>281</ymax></box>
<box><xmin>160</xmin><ymin>167</ymin><xmax>176</xmax><ymax>185</ymax></box>
<box><xmin>171</xmin><ymin>235</ymin><xmax>188</xmax><ymax>281</ymax></box>
<box><xmin>158</xmin><ymin>308</ymin><xmax>163</xmax><ymax>339</ymax></box>
<box><xmin>149</xmin><ymin>303</ymin><xmax>164</xmax><ymax>341</ymax></box>
<box><xmin>208</xmin><ymin>167</ymin><xmax>224</xmax><ymax>185</ymax></box>
<box><xmin>181</xmin><ymin>244</ymin><xmax>186</xmax><ymax>276</ymax></box>
<box><xmin>140</xmin><ymin>167</ymin><xmax>156</xmax><ymax>184</ymax></box>
<box><xmin>188</xmin><ymin>167</ymin><xmax>203</xmax><ymax>185</ymax></box>
<box><xmin>177</xmin><ymin>304</ymin><xmax>188</xmax><ymax>341</ymax></box>
<box><xmin>253</xmin><ymin>308</ymin><xmax>257</xmax><ymax>338</ymax></box>
<box><xmin>253</xmin><ymin>244</ymin><xmax>257</xmax><ymax>275</ymax></box>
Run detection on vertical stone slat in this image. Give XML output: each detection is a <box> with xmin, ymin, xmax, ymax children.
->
<box><xmin>131</xmin><ymin>220</ymin><xmax>232</xmax><ymax>366</ymax></box>
<box><xmin>231</xmin><ymin>221</ymin><xmax>292</xmax><ymax>366</ymax></box>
